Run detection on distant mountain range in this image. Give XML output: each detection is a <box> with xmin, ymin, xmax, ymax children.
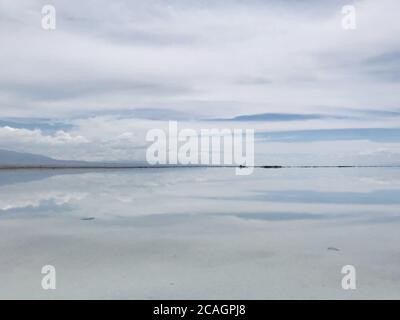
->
<box><xmin>0</xmin><ymin>149</ymin><xmax>154</xmax><ymax>168</ymax></box>
<box><xmin>0</xmin><ymin>149</ymin><xmax>90</xmax><ymax>167</ymax></box>
<box><xmin>0</xmin><ymin>149</ymin><xmax>233</xmax><ymax>168</ymax></box>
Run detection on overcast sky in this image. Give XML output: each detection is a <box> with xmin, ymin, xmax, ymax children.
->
<box><xmin>1</xmin><ymin>0</ymin><xmax>400</xmax><ymax>164</ymax></box>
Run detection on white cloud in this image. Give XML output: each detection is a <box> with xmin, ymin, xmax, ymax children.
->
<box><xmin>0</xmin><ymin>126</ymin><xmax>89</xmax><ymax>145</ymax></box>
<box><xmin>0</xmin><ymin>191</ymin><xmax>86</xmax><ymax>211</ymax></box>
<box><xmin>0</xmin><ymin>0</ymin><xmax>399</xmax><ymax>163</ymax></box>
<box><xmin>0</xmin><ymin>0</ymin><xmax>399</xmax><ymax>118</ymax></box>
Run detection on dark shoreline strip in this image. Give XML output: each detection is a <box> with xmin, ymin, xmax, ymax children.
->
<box><xmin>0</xmin><ymin>165</ymin><xmax>399</xmax><ymax>170</ymax></box>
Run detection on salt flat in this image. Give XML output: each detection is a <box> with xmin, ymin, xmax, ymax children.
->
<box><xmin>0</xmin><ymin>168</ymin><xmax>399</xmax><ymax>299</ymax></box>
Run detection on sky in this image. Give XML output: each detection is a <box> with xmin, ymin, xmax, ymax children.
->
<box><xmin>0</xmin><ymin>0</ymin><xmax>400</xmax><ymax>165</ymax></box>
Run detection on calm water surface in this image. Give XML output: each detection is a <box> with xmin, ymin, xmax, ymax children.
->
<box><xmin>0</xmin><ymin>168</ymin><xmax>399</xmax><ymax>299</ymax></box>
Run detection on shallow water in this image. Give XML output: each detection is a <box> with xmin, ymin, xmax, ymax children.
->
<box><xmin>0</xmin><ymin>167</ymin><xmax>399</xmax><ymax>299</ymax></box>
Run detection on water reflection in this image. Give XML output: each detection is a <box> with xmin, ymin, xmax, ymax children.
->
<box><xmin>0</xmin><ymin>168</ymin><xmax>399</xmax><ymax>298</ymax></box>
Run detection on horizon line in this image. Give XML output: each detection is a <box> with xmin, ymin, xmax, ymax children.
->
<box><xmin>1</xmin><ymin>165</ymin><xmax>400</xmax><ymax>170</ymax></box>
